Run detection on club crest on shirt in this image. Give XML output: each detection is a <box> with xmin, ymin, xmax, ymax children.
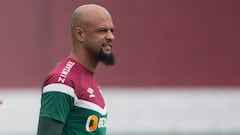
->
<box><xmin>87</xmin><ymin>87</ymin><xmax>95</xmax><ymax>98</ymax></box>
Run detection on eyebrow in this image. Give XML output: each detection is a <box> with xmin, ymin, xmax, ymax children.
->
<box><xmin>95</xmin><ymin>26</ymin><xmax>115</xmax><ymax>32</ymax></box>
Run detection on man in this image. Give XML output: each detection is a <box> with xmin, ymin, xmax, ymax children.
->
<box><xmin>37</xmin><ymin>4</ymin><xmax>115</xmax><ymax>135</ymax></box>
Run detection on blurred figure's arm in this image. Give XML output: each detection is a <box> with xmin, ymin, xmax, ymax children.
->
<box><xmin>0</xmin><ymin>99</ymin><xmax>3</xmax><ymax>104</ymax></box>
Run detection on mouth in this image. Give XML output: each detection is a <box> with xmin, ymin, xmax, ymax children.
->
<box><xmin>102</xmin><ymin>43</ymin><xmax>112</xmax><ymax>54</ymax></box>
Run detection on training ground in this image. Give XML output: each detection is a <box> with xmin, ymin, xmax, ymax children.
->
<box><xmin>0</xmin><ymin>87</ymin><xmax>240</xmax><ymax>135</ymax></box>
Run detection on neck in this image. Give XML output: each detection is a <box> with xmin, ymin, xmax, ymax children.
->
<box><xmin>69</xmin><ymin>49</ymin><xmax>98</xmax><ymax>72</ymax></box>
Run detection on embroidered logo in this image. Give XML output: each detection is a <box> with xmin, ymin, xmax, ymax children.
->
<box><xmin>87</xmin><ymin>87</ymin><xmax>95</xmax><ymax>98</ymax></box>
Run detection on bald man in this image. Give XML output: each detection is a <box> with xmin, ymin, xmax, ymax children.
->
<box><xmin>37</xmin><ymin>4</ymin><xmax>115</xmax><ymax>135</ymax></box>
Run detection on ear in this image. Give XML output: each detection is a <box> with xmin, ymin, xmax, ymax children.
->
<box><xmin>75</xmin><ymin>27</ymin><xmax>85</xmax><ymax>42</ymax></box>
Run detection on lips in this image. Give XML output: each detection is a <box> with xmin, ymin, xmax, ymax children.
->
<box><xmin>102</xmin><ymin>43</ymin><xmax>112</xmax><ymax>53</ymax></box>
<box><xmin>103</xmin><ymin>43</ymin><xmax>112</xmax><ymax>48</ymax></box>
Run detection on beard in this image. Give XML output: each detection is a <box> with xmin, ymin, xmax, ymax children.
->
<box><xmin>98</xmin><ymin>48</ymin><xmax>115</xmax><ymax>66</ymax></box>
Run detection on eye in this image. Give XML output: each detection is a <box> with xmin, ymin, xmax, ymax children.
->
<box><xmin>110</xmin><ymin>28</ymin><xmax>114</xmax><ymax>33</ymax></box>
<box><xmin>97</xmin><ymin>28</ymin><xmax>108</xmax><ymax>33</ymax></box>
<box><xmin>96</xmin><ymin>28</ymin><xmax>114</xmax><ymax>33</ymax></box>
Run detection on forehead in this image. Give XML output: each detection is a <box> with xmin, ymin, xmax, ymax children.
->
<box><xmin>89</xmin><ymin>13</ymin><xmax>114</xmax><ymax>28</ymax></box>
<box><xmin>93</xmin><ymin>18</ymin><xmax>114</xmax><ymax>29</ymax></box>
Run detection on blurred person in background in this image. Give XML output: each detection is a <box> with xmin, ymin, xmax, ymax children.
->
<box><xmin>0</xmin><ymin>99</ymin><xmax>3</xmax><ymax>104</ymax></box>
<box><xmin>37</xmin><ymin>4</ymin><xmax>115</xmax><ymax>135</ymax></box>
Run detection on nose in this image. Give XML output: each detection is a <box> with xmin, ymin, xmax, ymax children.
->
<box><xmin>106</xmin><ymin>31</ymin><xmax>115</xmax><ymax>41</ymax></box>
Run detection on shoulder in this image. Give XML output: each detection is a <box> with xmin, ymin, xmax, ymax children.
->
<box><xmin>43</xmin><ymin>58</ymin><xmax>77</xmax><ymax>88</ymax></box>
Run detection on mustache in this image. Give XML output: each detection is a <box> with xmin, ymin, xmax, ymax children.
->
<box><xmin>102</xmin><ymin>42</ymin><xmax>112</xmax><ymax>48</ymax></box>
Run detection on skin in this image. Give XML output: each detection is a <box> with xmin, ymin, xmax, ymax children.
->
<box><xmin>69</xmin><ymin>4</ymin><xmax>115</xmax><ymax>72</ymax></box>
<box><xmin>0</xmin><ymin>99</ymin><xmax>3</xmax><ymax>104</ymax></box>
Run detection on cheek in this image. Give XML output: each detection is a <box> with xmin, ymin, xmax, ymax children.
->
<box><xmin>85</xmin><ymin>34</ymin><xmax>105</xmax><ymax>52</ymax></box>
<box><xmin>85</xmin><ymin>40</ymin><xmax>102</xmax><ymax>54</ymax></box>
<box><xmin>91</xmin><ymin>38</ymin><xmax>104</xmax><ymax>50</ymax></box>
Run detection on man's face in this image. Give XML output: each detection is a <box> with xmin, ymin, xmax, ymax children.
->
<box><xmin>83</xmin><ymin>15</ymin><xmax>115</xmax><ymax>65</ymax></box>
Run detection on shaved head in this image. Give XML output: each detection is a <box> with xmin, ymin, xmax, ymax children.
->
<box><xmin>69</xmin><ymin>4</ymin><xmax>115</xmax><ymax>68</ymax></box>
<box><xmin>71</xmin><ymin>4</ymin><xmax>112</xmax><ymax>38</ymax></box>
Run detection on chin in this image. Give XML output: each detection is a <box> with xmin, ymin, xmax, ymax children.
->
<box><xmin>99</xmin><ymin>49</ymin><xmax>115</xmax><ymax>66</ymax></box>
